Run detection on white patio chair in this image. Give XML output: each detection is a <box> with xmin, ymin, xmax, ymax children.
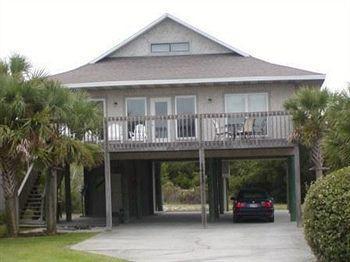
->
<box><xmin>130</xmin><ymin>124</ymin><xmax>147</xmax><ymax>141</ymax></box>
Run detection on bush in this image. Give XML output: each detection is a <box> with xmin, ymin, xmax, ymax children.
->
<box><xmin>303</xmin><ymin>167</ymin><xmax>350</xmax><ymax>261</ymax></box>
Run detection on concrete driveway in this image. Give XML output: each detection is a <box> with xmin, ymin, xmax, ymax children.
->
<box><xmin>72</xmin><ymin>210</ymin><xmax>315</xmax><ymax>262</ymax></box>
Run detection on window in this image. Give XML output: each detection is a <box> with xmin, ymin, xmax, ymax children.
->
<box><xmin>151</xmin><ymin>43</ymin><xmax>170</xmax><ymax>53</ymax></box>
<box><xmin>151</xmin><ymin>42</ymin><xmax>190</xmax><ymax>53</ymax></box>
<box><xmin>171</xmin><ymin>42</ymin><xmax>189</xmax><ymax>52</ymax></box>
<box><xmin>175</xmin><ymin>96</ymin><xmax>196</xmax><ymax>138</ymax></box>
<box><xmin>225</xmin><ymin>93</ymin><xmax>268</xmax><ymax>135</ymax></box>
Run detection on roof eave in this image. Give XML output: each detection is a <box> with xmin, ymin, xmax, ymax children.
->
<box><xmin>63</xmin><ymin>74</ymin><xmax>326</xmax><ymax>89</ymax></box>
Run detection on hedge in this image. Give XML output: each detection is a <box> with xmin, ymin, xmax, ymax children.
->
<box><xmin>303</xmin><ymin>167</ymin><xmax>350</xmax><ymax>261</ymax></box>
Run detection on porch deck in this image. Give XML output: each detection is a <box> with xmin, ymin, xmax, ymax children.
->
<box><xmin>87</xmin><ymin>111</ymin><xmax>293</xmax><ymax>152</ymax></box>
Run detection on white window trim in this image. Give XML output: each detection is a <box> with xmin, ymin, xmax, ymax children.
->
<box><xmin>150</xmin><ymin>97</ymin><xmax>171</xmax><ymax>141</ymax></box>
<box><xmin>175</xmin><ymin>95</ymin><xmax>197</xmax><ymax>139</ymax></box>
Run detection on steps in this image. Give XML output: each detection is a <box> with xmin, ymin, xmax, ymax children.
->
<box><xmin>20</xmin><ymin>178</ymin><xmax>43</xmax><ymax>221</ymax></box>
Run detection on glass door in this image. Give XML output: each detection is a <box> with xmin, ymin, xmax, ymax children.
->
<box><xmin>150</xmin><ymin>98</ymin><xmax>171</xmax><ymax>142</ymax></box>
<box><xmin>126</xmin><ymin>97</ymin><xmax>146</xmax><ymax>141</ymax></box>
<box><xmin>175</xmin><ymin>96</ymin><xmax>196</xmax><ymax>139</ymax></box>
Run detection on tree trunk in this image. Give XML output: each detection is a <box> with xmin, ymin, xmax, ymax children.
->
<box><xmin>2</xmin><ymin>171</ymin><xmax>19</xmax><ymax>237</ymax></box>
<box><xmin>64</xmin><ymin>166</ymin><xmax>72</xmax><ymax>222</ymax></box>
<box><xmin>45</xmin><ymin>168</ymin><xmax>57</xmax><ymax>235</ymax></box>
<box><xmin>311</xmin><ymin>139</ymin><xmax>324</xmax><ymax>179</ymax></box>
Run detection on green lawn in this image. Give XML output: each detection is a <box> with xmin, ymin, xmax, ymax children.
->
<box><xmin>0</xmin><ymin>233</ymin><xmax>125</xmax><ymax>262</ymax></box>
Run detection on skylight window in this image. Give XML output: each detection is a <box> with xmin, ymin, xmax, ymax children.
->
<box><xmin>151</xmin><ymin>42</ymin><xmax>190</xmax><ymax>53</ymax></box>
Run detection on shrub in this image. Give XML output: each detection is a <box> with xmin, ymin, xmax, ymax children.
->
<box><xmin>303</xmin><ymin>167</ymin><xmax>350</xmax><ymax>261</ymax></box>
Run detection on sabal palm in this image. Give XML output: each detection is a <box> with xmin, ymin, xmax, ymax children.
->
<box><xmin>323</xmin><ymin>88</ymin><xmax>350</xmax><ymax>170</ymax></box>
<box><xmin>284</xmin><ymin>87</ymin><xmax>330</xmax><ymax>179</ymax></box>
<box><xmin>0</xmin><ymin>55</ymin><xmax>51</xmax><ymax>236</ymax></box>
<box><xmin>0</xmin><ymin>55</ymin><xmax>103</xmax><ymax>236</ymax></box>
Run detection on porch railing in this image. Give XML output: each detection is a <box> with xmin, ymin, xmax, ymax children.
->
<box><xmin>85</xmin><ymin>111</ymin><xmax>293</xmax><ymax>151</ymax></box>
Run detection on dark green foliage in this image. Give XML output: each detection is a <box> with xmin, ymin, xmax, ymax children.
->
<box><xmin>324</xmin><ymin>89</ymin><xmax>350</xmax><ymax>170</ymax></box>
<box><xmin>303</xmin><ymin>167</ymin><xmax>350</xmax><ymax>261</ymax></box>
<box><xmin>161</xmin><ymin>162</ymin><xmax>199</xmax><ymax>189</ymax></box>
<box><xmin>161</xmin><ymin>162</ymin><xmax>200</xmax><ymax>204</ymax></box>
<box><xmin>228</xmin><ymin>159</ymin><xmax>286</xmax><ymax>202</ymax></box>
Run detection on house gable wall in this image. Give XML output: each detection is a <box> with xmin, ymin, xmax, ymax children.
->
<box><xmin>109</xmin><ymin>18</ymin><xmax>233</xmax><ymax>58</ymax></box>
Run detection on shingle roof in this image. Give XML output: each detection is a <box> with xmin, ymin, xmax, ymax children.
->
<box><xmin>51</xmin><ymin>54</ymin><xmax>324</xmax><ymax>87</ymax></box>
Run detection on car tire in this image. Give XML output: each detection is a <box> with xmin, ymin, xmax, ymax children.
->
<box><xmin>233</xmin><ymin>217</ymin><xmax>239</xmax><ymax>223</ymax></box>
<box><xmin>268</xmin><ymin>216</ymin><xmax>274</xmax><ymax>223</ymax></box>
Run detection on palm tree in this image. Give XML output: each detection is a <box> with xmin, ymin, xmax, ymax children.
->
<box><xmin>0</xmin><ymin>55</ymin><xmax>103</xmax><ymax>236</ymax></box>
<box><xmin>40</xmin><ymin>80</ymin><xmax>103</xmax><ymax>234</ymax></box>
<box><xmin>323</xmin><ymin>88</ymin><xmax>350</xmax><ymax>170</ymax></box>
<box><xmin>0</xmin><ymin>55</ymin><xmax>51</xmax><ymax>236</ymax></box>
<box><xmin>284</xmin><ymin>87</ymin><xmax>330</xmax><ymax>179</ymax></box>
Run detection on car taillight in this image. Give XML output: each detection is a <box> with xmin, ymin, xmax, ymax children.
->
<box><xmin>262</xmin><ymin>200</ymin><xmax>273</xmax><ymax>208</ymax></box>
<box><xmin>235</xmin><ymin>202</ymin><xmax>246</xmax><ymax>208</ymax></box>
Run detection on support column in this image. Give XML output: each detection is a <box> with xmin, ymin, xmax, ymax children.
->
<box><xmin>104</xmin><ymin>119</ymin><xmax>112</xmax><ymax>230</ymax></box>
<box><xmin>155</xmin><ymin>162</ymin><xmax>163</xmax><ymax>212</ymax></box>
<box><xmin>222</xmin><ymin>160</ymin><xmax>230</xmax><ymax>212</ymax></box>
<box><xmin>207</xmin><ymin>158</ymin><xmax>215</xmax><ymax>222</ymax></box>
<box><xmin>218</xmin><ymin>159</ymin><xmax>224</xmax><ymax>215</ymax></box>
<box><xmin>294</xmin><ymin>146</ymin><xmax>302</xmax><ymax>227</ymax></box>
<box><xmin>288</xmin><ymin>156</ymin><xmax>296</xmax><ymax>222</ymax></box>
<box><xmin>199</xmin><ymin>148</ymin><xmax>207</xmax><ymax>228</ymax></box>
<box><xmin>64</xmin><ymin>165</ymin><xmax>72</xmax><ymax>222</ymax></box>
<box><xmin>135</xmin><ymin>161</ymin><xmax>143</xmax><ymax>219</ymax></box>
<box><xmin>121</xmin><ymin>163</ymin><xmax>129</xmax><ymax>223</ymax></box>
<box><xmin>152</xmin><ymin>161</ymin><xmax>156</xmax><ymax>213</ymax></box>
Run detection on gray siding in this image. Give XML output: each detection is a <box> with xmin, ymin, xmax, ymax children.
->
<box><xmin>110</xmin><ymin>18</ymin><xmax>232</xmax><ymax>58</ymax></box>
<box><xmin>86</xmin><ymin>82</ymin><xmax>297</xmax><ymax>118</ymax></box>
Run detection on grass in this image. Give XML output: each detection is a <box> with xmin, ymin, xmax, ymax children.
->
<box><xmin>0</xmin><ymin>232</ymin><xmax>125</xmax><ymax>262</ymax></box>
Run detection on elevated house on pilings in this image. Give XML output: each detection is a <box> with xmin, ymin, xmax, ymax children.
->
<box><xmin>48</xmin><ymin>13</ymin><xmax>324</xmax><ymax>229</ymax></box>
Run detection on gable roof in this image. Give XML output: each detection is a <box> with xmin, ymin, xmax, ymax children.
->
<box><xmin>90</xmin><ymin>13</ymin><xmax>249</xmax><ymax>63</ymax></box>
<box><xmin>53</xmin><ymin>54</ymin><xmax>325</xmax><ymax>88</ymax></box>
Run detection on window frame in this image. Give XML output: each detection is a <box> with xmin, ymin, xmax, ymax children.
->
<box><xmin>224</xmin><ymin>93</ymin><xmax>269</xmax><ymax>113</ymax></box>
<box><xmin>170</xmin><ymin>42</ymin><xmax>190</xmax><ymax>52</ymax></box>
<box><xmin>151</xmin><ymin>42</ymin><xmax>190</xmax><ymax>53</ymax></box>
<box><xmin>175</xmin><ymin>95</ymin><xmax>197</xmax><ymax>139</ymax></box>
<box><xmin>151</xmin><ymin>43</ymin><xmax>171</xmax><ymax>53</ymax></box>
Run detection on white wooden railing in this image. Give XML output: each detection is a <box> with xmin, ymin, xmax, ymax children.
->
<box><xmin>84</xmin><ymin>111</ymin><xmax>293</xmax><ymax>151</ymax></box>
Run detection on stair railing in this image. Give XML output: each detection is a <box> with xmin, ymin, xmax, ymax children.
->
<box><xmin>18</xmin><ymin>164</ymin><xmax>39</xmax><ymax>214</ymax></box>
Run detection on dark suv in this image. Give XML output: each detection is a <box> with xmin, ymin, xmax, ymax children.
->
<box><xmin>232</xmin><ymin>189</ymin><xmax>274</xmax><ymax>222</ymax></box>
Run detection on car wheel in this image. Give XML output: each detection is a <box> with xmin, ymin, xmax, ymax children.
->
<box><xmin>233</xmin><ymin>216</ymin><xmax>239</xmax><ymax>223</ymax></box>
<box><xmin>268</xmin><ymin>216</ymin><xmax>274</xmax><ymax>223</ymax></box>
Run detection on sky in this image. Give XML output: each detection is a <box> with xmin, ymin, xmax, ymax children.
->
<box><xmin>0</xmin><ymin>0</ymin><xmax>349</xmax><ymax>91</ymax></box>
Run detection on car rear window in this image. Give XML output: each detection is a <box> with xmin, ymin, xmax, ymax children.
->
<box><xmin>239</xmin><ymin>191</ymin><xmax>267</xmax><ymax>199</ymax></box>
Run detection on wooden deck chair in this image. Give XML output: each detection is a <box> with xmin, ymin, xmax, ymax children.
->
<box><xmin>237</xmin><ymin>117</ymin><xmax>255</xmax><ymax>138</ymax></box>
